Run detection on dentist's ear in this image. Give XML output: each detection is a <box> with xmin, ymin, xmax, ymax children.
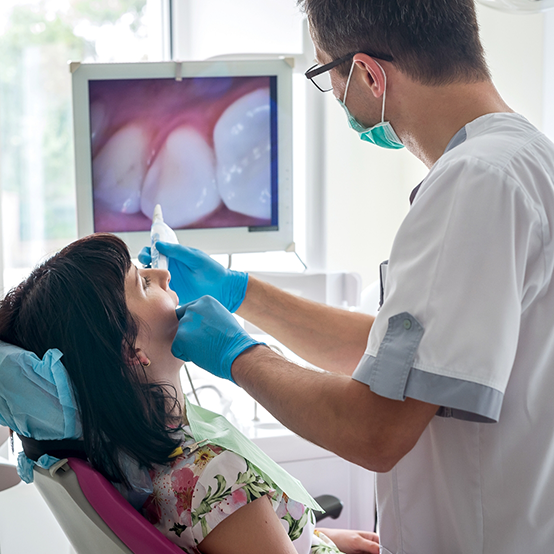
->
<box><xmin>352</xmin><ymin>53</ymin><xmax>387</xmax><ymax>99</ymax></box>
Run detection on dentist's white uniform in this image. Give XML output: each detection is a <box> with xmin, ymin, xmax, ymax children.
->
<box><xmin>353</xmin><ymin>113</ymin><xmax>554</xmax><ymax>554</ymax></box>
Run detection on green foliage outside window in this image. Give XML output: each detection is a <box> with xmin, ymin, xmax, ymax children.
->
<box><xmin>0</xmin><ymin>0</ymin><xmax>148</xmax><ymax>250</ymax></box>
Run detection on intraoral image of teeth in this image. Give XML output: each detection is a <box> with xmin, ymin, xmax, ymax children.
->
<box><xmin>90</xmin><ymin>101</ymin><xmax>109</xmax><ymax>152</ymax></box>
<box><xmin>92</xmin><ymin>123</ymin><xmax>150</xmax><ymax>214</ymax></box>
<box><xmin>141</xmin><ymin>126</ymin><xmax>221</xmax><ymax>228</ymax></box>
<box><xmin>213</xmin><ymin>88</ymin><xmax>272</xmax><ymax>220</ymax></box>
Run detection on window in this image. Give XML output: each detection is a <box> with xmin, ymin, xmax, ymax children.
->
<box><xmin>0</xmin><ymin>0</ymin><xmax>166</xmax><ymax>294</ymax></box>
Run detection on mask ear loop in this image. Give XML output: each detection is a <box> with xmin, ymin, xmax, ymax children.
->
<box><xmin>374</xmin><ymin>60</ymin><xmax>387</xmax><ymax>123</ymax></box>
<box><xmin>342</xmin><ymin>60</ymin><xmax>356</xmax><ymax>106</ymax></box>
<box><xmin>344</xmin><ymin>58</ymin><xmax>388</xmax><ymax>123</ymax></box>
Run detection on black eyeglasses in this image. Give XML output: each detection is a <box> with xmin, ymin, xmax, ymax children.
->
<box><xmin>305</xmin><ymin>51</ymin><xmax>394</xmax><ymax>93</ymax></box>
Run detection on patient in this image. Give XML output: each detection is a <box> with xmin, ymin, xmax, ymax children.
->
<box><xmin>0</xmin><ymin>234</ymin><xmax>379</xmax><ymax>554</ymax></box>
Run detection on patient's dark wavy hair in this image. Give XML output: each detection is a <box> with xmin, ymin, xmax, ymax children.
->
<box><xmin>0</xmin><ymin>233</ymin><xmax>181</xmax><ymax>485</ymax></box>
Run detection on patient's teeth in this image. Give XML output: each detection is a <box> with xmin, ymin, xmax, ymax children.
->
<box><xmin>213</xmin><ymin>88</ymin><xmax>272</xmax><ymax>220</ymax></box>
<box><xmin>90</xmin><ymin>101</ymin><xmax>108</xmax><ymax>151</ymax></box>
<box><xmin>92</xmin><ymin>123</ymin><xmax>149</xmax><ymax>214</ymax></box>
<box><xmin>141</xmin><ymin>127</ymin><xmax>220</xmax><ymax>228</ymax></box>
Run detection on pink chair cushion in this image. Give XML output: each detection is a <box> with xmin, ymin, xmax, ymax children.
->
<box><xmin>67</xmin><ymin>458</ymin><xmax>182</xmax><ymax>554</ymax></box>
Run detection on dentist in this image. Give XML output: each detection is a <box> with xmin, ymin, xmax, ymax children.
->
<box><xmin>142</xmin><ymin>1</ymin><xmax>554</xmax><ymax>552</ymax></box>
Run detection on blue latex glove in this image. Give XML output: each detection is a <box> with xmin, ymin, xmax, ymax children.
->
<box><xmin>138</xmin><ymin>243</ymin><xmax>248</xmax><ymax>313</ymax></box>
<box><xmin>172</xmin><ymin>296</ymin><xmax>261</xmax><ymax>383</ymax></box>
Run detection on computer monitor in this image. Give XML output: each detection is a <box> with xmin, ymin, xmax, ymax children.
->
<box><xmin>71</xmin><ymin>59</ymin><xmax>293</xmax><ymax>257</ymax></box>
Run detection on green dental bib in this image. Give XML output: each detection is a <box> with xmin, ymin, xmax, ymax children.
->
<box><xmin>185</xmin><ymin>396</ymin><xmax>322</xmax><ymax>513</ymax></box>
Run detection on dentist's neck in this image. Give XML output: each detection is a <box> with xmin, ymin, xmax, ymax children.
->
<box><xmin>385</xmin><ymin>70</ymin><xmax>512</xmax><ymax>168</ymax></box>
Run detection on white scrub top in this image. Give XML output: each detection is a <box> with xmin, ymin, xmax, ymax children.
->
<box><xmin>353</xmin><ymin>113</ymin><xmax>554</xmax><ymax>554</ymax></box>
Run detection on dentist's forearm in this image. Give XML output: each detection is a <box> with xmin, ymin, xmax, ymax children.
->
<box><xmin>236</xmin><ymin>275</ymin><xmax>374</xmax><ymax>375</ymax></box>
<box><xmin>232</xmin><ymin>345</ymin><xmax>438</xmax><ymax>473</ymax></box>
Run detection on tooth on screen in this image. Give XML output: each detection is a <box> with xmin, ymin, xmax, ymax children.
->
<box><xmin>213</xmin><ymin>88</ymin><xmax>272</xmax><ymax>220</ymax></box>
<box><xmin>92</xmin><ymin>123</ymin><xmax>149</xmax><ymax>214</ymax></box>
<box><xmin>90</xmin><ymin>101</ymin><xmax>108</xmax><ymax>151</ymax></box>
<box><xmin>141</xmin><ymin>126</ymin><xmax>221</xmax><ymax>228</ymax></box>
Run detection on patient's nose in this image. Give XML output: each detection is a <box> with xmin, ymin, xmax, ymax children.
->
<box><xmin>150</xmin><ymin>268</ymin><xmax>171</xmax><ymax>289</ymax></box>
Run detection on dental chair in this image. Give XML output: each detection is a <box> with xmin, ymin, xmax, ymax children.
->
<box><xmin>0</xmin><ymin>426</ymin><xmax>20</xmax><ymax>492</ymax></box>
<box><xmin>33</xmin><ymin>455</ymin><xmax>343</xmax><ymax>554</ymax></box>
<box><xmin>0</xmin><ymin>459</ymin><xmax>19</xmax><ymax>492</ymax></box>
<box><xmin>33</xmin><ymin>456</ymin><xmax>183</xmax><ymax>554</ymax></box>
<box><xmin>1</xmin><ymin>340</ymin><xmax>343</xmax><ymax>554</ymax></box>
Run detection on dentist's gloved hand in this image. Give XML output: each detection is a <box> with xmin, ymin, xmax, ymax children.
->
<box><xmin>172</xmin><ymin>296</ymin><xmax>261</xmax><ymax>383</ymax></box>
<box><xmin>138</xmin><ymin>243</ymin><xmax>248</xmax><ymax>312</ymax></box>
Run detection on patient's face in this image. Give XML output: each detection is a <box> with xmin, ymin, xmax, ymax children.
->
<box><xmin>125</xmin><ymin>265</ymin><xmax>180</xmax><ymax>358</ymax></box>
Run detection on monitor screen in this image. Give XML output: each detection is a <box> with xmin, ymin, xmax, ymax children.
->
<box><xmin>72</xmin><ymin>59</ymin><xmax>293</xmax><ymax>257</ymax></box>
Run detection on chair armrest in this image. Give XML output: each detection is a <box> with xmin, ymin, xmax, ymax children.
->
<box><xmin>313</xmin><ymin>494</ymin><xmax>343</xmax><ymax>522</ymax></box>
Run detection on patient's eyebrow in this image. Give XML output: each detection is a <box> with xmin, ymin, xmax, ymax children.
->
<box><xmin>134</xmin><ymin>265</ymin><xmax>140</xmax><ymax>288</ymax></box>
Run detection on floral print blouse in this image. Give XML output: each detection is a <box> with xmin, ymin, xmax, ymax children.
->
<box><xmin>140</xmin><ymin>424</ymin><xmax>342</xmax><ymax>554</ymax></box>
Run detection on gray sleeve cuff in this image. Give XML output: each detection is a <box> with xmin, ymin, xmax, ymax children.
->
<box><xmin>352</xmin><ymin>312</ymin><xmax>503</xmax><ymax>423</ymax></box>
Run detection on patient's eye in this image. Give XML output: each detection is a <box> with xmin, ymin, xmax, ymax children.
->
<box><xmin>143</xmin><ymin>275</ymin><xmax>151</xmax><ymax>288</ymax></box>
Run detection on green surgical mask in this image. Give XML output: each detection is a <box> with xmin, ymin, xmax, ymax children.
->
<box><xmin>337</xmin><ymin>60</ymin><xmax>404</xmax><ymax>150</ymax></box>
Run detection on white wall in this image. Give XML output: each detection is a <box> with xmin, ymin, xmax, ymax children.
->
<box><xmin>477</xmin><ymin>5</ymin><xmax>545</xmax><ymax>127</ymax></box>
<box><xmin>171</xmin><ymin>0</ymin><xmax>304</xmax><ymax>60</ymax></box>
<box><xmin>323</xmin><ymin>5</ymin><xmax>548</xmax><ymax>288</ymax></box>
<box><xmin>542</xmin><ymin>11</ymin><xmax>554</xmax><ymax>140</ymax></box>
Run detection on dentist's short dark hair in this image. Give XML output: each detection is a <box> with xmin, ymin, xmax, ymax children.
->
<box><xmin>298</xmin><ymin>0</ymin><xmax>491</xmax><ymax>85</ymax></box>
